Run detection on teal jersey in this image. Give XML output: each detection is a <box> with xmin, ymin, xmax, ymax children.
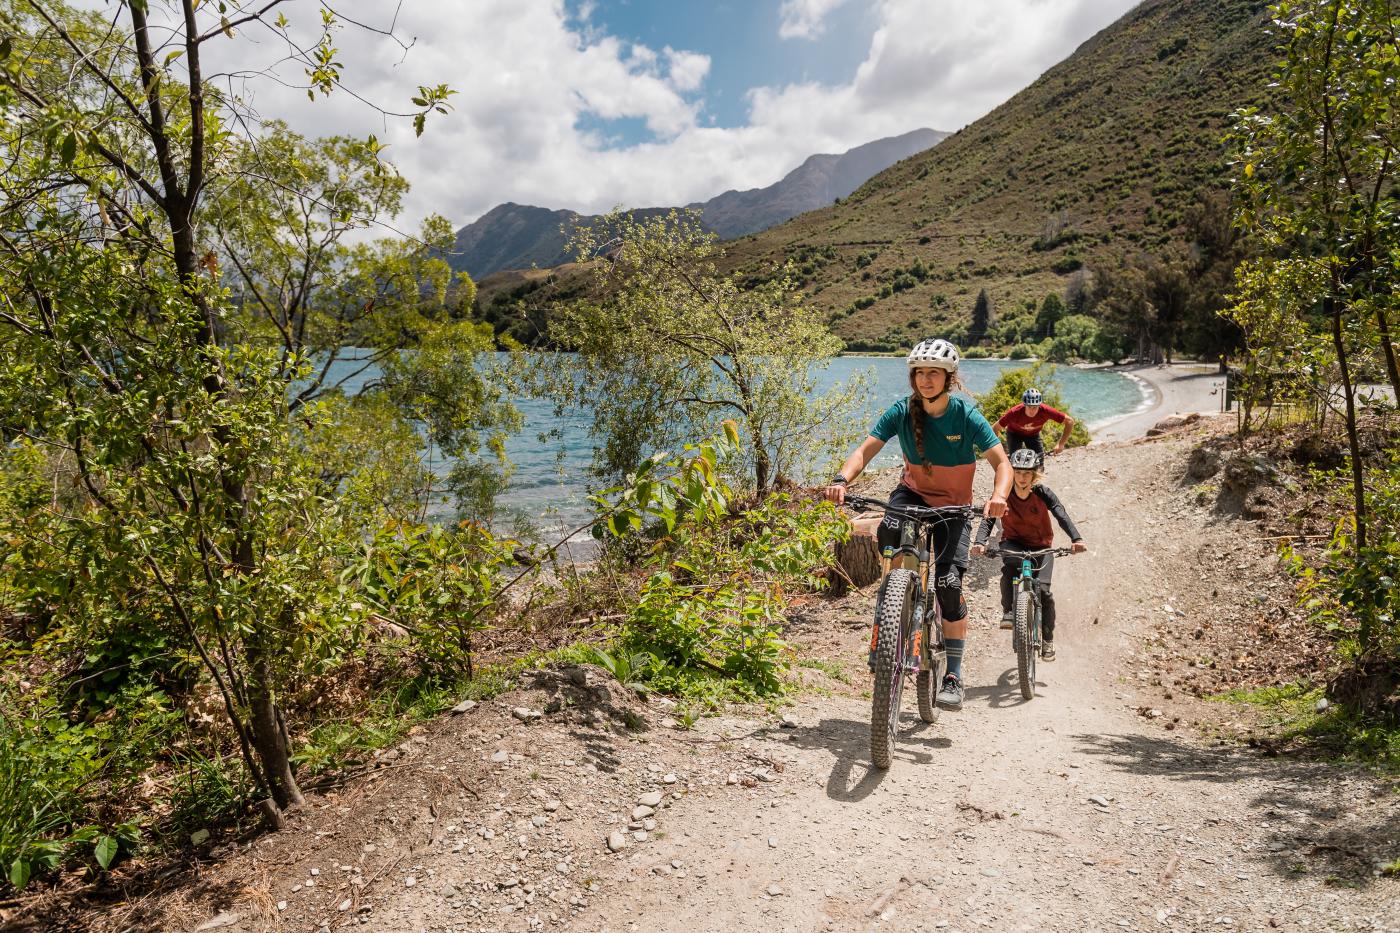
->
<box><xmin>870</xmin><ymin>395</ymin><xmax>1000</xmax><ymax>505</ymax></box>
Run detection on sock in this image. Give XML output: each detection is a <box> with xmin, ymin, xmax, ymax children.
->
<box><xmin>945</xmin><ymin>638</ymin><xmax>965</xmax><ymax>679</ymax></box>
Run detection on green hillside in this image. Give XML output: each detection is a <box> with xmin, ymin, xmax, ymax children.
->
<box><xmin>720</xmin><ymin>0</ymin><xmax>1274</xmax><ymax>350</ymax></box>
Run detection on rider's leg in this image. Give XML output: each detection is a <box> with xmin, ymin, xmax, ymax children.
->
<box><xmin>998</xmin><ymin>556</ymin><xmax>1016</xmax><ymax>628</ymax></box>
<box><xmin>1034</xmin><ymin>553</ymin><xmax>1057</xmax><ymax>656</ymax></box>
<box><xmin>937</xmin><ymin>563</ymin><xmax>968</xmax><ymax>675</ymax></box>
<box><xmin>1040</xmin><ymin>589</ymin><xmax>1057</xmax><ymax>640</ymax></box>
<box><xmin>876</xmin><ymin>484</ymin><xmax>924</xmax><ymax>556</ymax></box>
<box><xmin>933</xmin><ymin>517</ymin><xmax>971</xmax><ymax>708</ymax></box>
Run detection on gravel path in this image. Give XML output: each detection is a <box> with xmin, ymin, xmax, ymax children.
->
<box><xmin>565</xmin><ymin>429</ymin><xmax>1398</xmax><ymax>932</ymax></box>
<box><xmin>134</xmin><ymin>425</ymin><xmax>1396</xmax><ymax>933</ymax></box>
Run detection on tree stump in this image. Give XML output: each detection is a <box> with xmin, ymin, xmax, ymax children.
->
<box><xmin>828</xmin><ymin>515</ymin><xmax>882</xmax><ymax>598</ymax></box>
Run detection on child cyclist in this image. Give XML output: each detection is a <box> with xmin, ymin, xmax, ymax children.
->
<box><xmin>823</xmin><ymin>338</ymin><xmax>1012</xmax><ymax>711</ymax></box>
<box><xmin>994</xmin><ymin>387</ymin><xmax>1075</xmax><ymax>462</ymax></box>
<box><xmin>970</xmin><ymin>448</ymin><xmax>1087</xmax><ymax>661</ymax></box>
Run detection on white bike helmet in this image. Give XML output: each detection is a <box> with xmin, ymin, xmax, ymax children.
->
<box><xmin>907</xmin><ymin>338</ymin><xmax>960</xmax><ymax>372</ymax></box>
<box><xmin>1009</xmin><ymin>447</ymin><xmax>1041</xmax><ymax>470</ymax></box>
<box><xmin>1022</xmin><ymin>387</ymin><xmax>1043</xmax><ymax>405</ymax></box>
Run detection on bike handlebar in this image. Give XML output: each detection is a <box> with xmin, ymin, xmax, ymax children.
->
<box><xmin>983</xmin><ymin>546</ymin><xmax>1075</xmax><ymax>558</ymax></box>
<box><xmin>844</xmin><ymin>494</ymin><xmax>978</xmax><ymax>524</ymax></box>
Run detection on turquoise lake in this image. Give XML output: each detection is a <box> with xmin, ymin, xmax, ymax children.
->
<box><xmin>326</xmin><ymin>354</ymin><xmax>1147</xmax><ymax>537</ymax></box>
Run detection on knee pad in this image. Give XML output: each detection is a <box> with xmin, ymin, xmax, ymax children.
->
<box><xmin>935</xmin><ymin>567</ymin><xmax>965</xmax><ymax>621</ymax></box>
<box><xmin>876</xmin><ymin>514</ymin><xmax>907</xmax><ymax>553</ymax></box>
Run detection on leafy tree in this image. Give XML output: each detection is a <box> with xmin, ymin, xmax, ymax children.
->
<box><xmin>1045</xmin><ymin>314</ymin><xmax>1101</xmax><ymax>362</ymax></box>
<box><xmin>533</xmin><ymin>210</ymin><xmax>866</xmax><ymax>494</ymax></box>
<box><xmin>0</xmin><ymin>0</ymin><xmax>463</xmax><ymax>817</ymax></box>
<box><xmin>970</xmin><ymin>288</ymin><xmax>995</xmax><ymax>345</ymax></box>
<box><xmin>1231</xmin><ymin>0</ymin><xmax>1400</xmax><ymax>552</ymax></box>
<box><xmin>1035</xmin><ymin>293</ymin><xmax>1066</xmax><ymax>339</ymax></box>
<box><xmin>1177</xmin><ymin>192</ymin><xmax>1249</xmax><ymax>370</ymax></box>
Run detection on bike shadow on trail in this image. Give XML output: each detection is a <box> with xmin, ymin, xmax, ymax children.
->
<box><xmin>963</xmin><ymin>666</ymin><xmax>1041</xmax><ymax>709</ymax></box>
<box><xmin>779</xmin><ymin>715</ymin><xmax>952</xmax><ymax>803</ymax></box>
<box><xmin>1074</xmin><ymin>731</ymin><xmax>1400</xmax><ymax>888</ymax></box>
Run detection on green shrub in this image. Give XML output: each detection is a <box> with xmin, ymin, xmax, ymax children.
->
<box><xmin>975</xmin><ymin>364</ymin><xmax>1091</xmax><ymax>448</ymax></box>
<box><xmin>1292</xmin><ymin>444</ymin><xmax>1400</xmax><ymax>722</ymax></box>
<box><xmin>1008</xmin><ymin>343</ymin><xmax>1037</xmax><ymax>360</ymax></box>
<box><xmin>589</xmin><ymin>424</ymin><xmax>847</xmax><ymax>697</ymax></box>
<box><xmin>0</xmin><ymin>692</ymin><xmax>149</xmax><ymax>890</ymax></box>
<box><xmin>351</xmin><ymin>521</ymin><xmax>518</xmax><ymax>679</ymax></box>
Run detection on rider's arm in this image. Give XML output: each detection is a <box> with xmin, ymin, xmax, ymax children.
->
<box><xmin>1053</xmin><ymin>414</ymin><xmax>1074</xmax><ymax>454</ymax></box>
<box><xmin>823</xmin><ymin>435</ymin><xmax>885</xmax><ymax>504</ymax></box>
<box><xmin>982</xmin><ymin>444</ymin><xmax>1013</xmax><ymax>518</ymax></box>
<box><xmin>1035</xmin><ymin>486</ymin><xmax>1083</xmax><ymax>542</ymax></box>
<box><xmin>973</xmin><ymin>516</ymin><xmax>997</xmax><ymax>548</ymax></box>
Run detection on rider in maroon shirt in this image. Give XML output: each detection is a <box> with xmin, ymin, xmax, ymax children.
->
<box><xmin>994</xmin><ymin>387</ymin><xmax>1075</xmax><ymax>462</ymax></box>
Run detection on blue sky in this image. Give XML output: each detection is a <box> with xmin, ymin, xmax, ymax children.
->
<box><xmin>570</xmin><ymin>0</ymin><xmax>877</xmax><ymax>142</ymax></box>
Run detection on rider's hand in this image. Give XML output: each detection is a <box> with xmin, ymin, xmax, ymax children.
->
<box><xmin>984</xmin><ymin>495</ymin><xmax>1007</xmax><ymax>519</ymax></box>
<box><xmin>1071</xmin><ymin>540</ymin><xmax>1087</xmax><ymax>554</ymax></box>
<box><xmin>970</xmin><ymin>543</ymin><xmax>985</xmax><ymax>557</ymax></box>
<box><xmin>823</xmin><ymin>483</ymin><xmax>847</xmax><ymax>505</ymax></box>
<box><xmin>1053</xmin><ymin>445</ymin><xmax>1066</xmax><ymax>456</ymax></box>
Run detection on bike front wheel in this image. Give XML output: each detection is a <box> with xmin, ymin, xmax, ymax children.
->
<box><xmin>870</xmin><ymin>569</ymin><xmax>916</xmax><ymax>769</ymax></box>
<box><xmin>1014</xmin><ymin>587</ymin><xmax>1036</xmax><ymax>700</ymax></box>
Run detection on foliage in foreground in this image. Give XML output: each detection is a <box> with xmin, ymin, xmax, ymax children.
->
<box><xmin>588</xmin><ymin>422</ymin><xmax>849</xmax><ymax>699</ymax></box>
<box><xmin>1288</xmin><ymin>444</ymin><xmax>1400</xmax><ymax>723</ymax></box>
<box><xmin>1225</xmin><ymin>0</ymin><xmax>1400</xmax><ymax>721</ymax></box>
<box><xmin>974</xmin><ymin>364</ymin><xmax>1092</xmax><ymax>450</ymax></box>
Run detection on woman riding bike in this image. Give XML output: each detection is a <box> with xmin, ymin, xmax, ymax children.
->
<box><xmin>823</xmin><ymin>338</ymin><xmax>1012</xmax><ymax>710</ymax></box>
<box><xmin>970</xmin><ymin>447</ymin><xmax>1087</xmax><ymax>661</ymax></box>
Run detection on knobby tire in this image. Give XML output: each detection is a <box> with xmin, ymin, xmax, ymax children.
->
<box><xmin>916</xmin><ymin>614</ymin><xmax>944</xmax><ymax>724</ymax></box>
<box><xmin>1015</xmin><ymin>587</ymin><xmax>1036</xmax><ymax>700</ymax></box>
<box><xmin>870</xmin><ymin>570</ymin><xmax>915</xmax><ymax>769</ymax></box>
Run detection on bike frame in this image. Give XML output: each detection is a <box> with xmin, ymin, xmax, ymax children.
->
<box><xmin>849</xmin><ymin>495</ymin><xmax>975</xmax><ymax>678</ymax></box>
<box><xmin>987</xmin><ymin>545</ymin><xmax>1072</xmax><ymax>651</ymax></box>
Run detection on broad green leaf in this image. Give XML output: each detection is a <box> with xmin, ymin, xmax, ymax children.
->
<box><xmin>95</xmin><ymin>835</ymin><xmax>118</xmax><ymax>869</ymax></box>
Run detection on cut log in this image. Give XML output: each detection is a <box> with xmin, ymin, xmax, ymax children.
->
<box><xmin>828</xmin><ymin>515</ymin><xmax>882</xmax><ymax>598</ymax></box>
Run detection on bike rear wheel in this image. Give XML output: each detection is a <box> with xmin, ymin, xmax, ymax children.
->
<box><xmin>870</xmin><ymin>569</ymin><xmax>915</xmax><ymax>769</ymax></box>
<box><xmin>916</xmin><ymin>620</ymin><xmax>945</xmax><ymax>723</ymax></box>
<box><xmin>1014</xmin><ymin>587</ymin><xmax>1036</xmax><ymax>700</ymax></box>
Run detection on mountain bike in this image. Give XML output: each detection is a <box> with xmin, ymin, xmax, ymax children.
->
<box><xmin>845</xmin><ymin>494</ymin><xmax>976</xmax><ymax>770</ymax></box>
<box><xmin>982</xmin><ymin>545</ymin><xmax>1073</xmax><ymax>700</ymax></box>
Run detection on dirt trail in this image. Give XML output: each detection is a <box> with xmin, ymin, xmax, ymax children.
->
<box><xmin>107</xmin><ymin>426</ymin><xmax>1398</xmax><ymax>933</ymax></box>
<box><xmin>559</xmin><ymin>431</ymin><xmax>1398</xmax><ymax>933</ymax></box>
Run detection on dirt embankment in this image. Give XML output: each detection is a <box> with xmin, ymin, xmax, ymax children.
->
<box><xmin>21</xmin><ymin>417</ymin><xmax>1400</xmax><ymax>933</ymax></box>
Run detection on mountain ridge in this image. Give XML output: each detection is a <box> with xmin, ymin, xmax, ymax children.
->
<box><xmin>448</xmin><ymin>128</ymin><xmax>947</xmax><ymax>280</ymax></box>
<box><xmin>716</xmin><ymin>0</ymin><xmax>1275</xmax><ymax>348</ymax></box>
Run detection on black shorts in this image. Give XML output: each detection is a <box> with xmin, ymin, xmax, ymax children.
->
<box><xmin>876</xmin><ymin>483</ymin><xmax>972</xmax><ymax>570</ymax></box>
<box><xmin>1006</xmin><ymin>433</ymin><xmax>1045</xmax><ymax>459</ymax></box>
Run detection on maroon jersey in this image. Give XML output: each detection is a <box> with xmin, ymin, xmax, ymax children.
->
<box><xmin>995</xmin><ymin>402</ymin><xmax>1067</xmax><ymax>438</ymax></box>
<box><xmin>976</xmin><ymin>484</ymin><xmax>1082</xmax><ymax>550</ymax></box>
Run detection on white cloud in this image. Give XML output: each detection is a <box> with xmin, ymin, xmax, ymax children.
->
<box><xmin>664</xmin><ymin>48</ymin><xmax>711</xmax><ymax>93</ymax></box>
<box><xmin>86</xmin><ymin>0</ymin><xmax>1143</xmax><ymax>235</ymax></box>
<box><xmin>778</xmin><ymin>0</ymin><xmax>854</xmax><ymax>41</ymax></box>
